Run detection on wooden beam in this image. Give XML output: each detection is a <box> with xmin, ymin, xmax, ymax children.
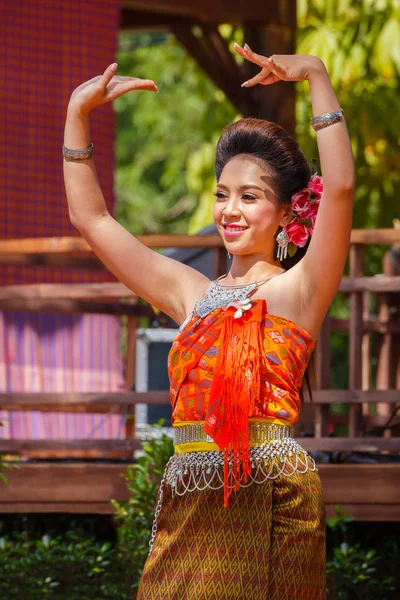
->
<box><xmin>1</xmin><ymin>463</ymin><xmax>399</xmax><ymax>519</ymax></box>
<box><xmin>0</xmin><ymin>463</ymin><xmax>131</xmax><ymax>505</ymax></box>
<box><xmin>0</xmin><ymin>299</ymin><xmax>153</xmax><ymax>316</ymax></box>
<box><xmin>309</xmin><ymin>389</ymin><xmax>399</xmax><ymax>404</ymax></box>
<box><xmin>300</xmin><ymin>437</ymin><xmax>400</xmax><ymax>452</ymax></box>
<box><xmin>243</xmin><ymin>5</ymin><xmax>296</xmax><ymax>133</ymax></box>
<box><xmin>350</xmin><ymin>228</ymin><xmax>400</xmax><ymax>244</ymax></box>
<box><xmin>0</xmin><ymin>440</ymin><xmax>142</xmax><ymax>453</ymax></box>
<box><xmin>0</xmin><ymin>389</ymin><xmax>398</xmax><ymax>413</ymax></box>
<box><xmin>0</xmin><ymin>230</ymin><xmax>398</xmax><ymax>256</ymax></box>
<box><xmin>120</xmin><ymin>8</ymin><xmax>191</xmax><ymax>30</ymax></box>
<box><xmin>171</xmin><ymin>23</ymin><xmax>256</xmax><ymax>116</ymax></box>
<box><xmin>0</xmin><ymin>254</ymin><xmax>105</xmax><ymax>269</ymax></box>
<box><xmin>0</xmin><ymin>278</ymin><xmax>400</xmax><ymax>304</ymax></box>
<box><xmin>0</xmin><ymin>390</ymin><xmax>171</xmax><ymax>412</ymax></box>
<box><xmin>330</xmin><ymin>317</ymin><xmax>400</xmax><ymax>335</ymax></box>
<box><xmin>320</xmin><ymin>464</ymin><xmax>400</xmax><ymax>504</ymax></box>
<box><xmin>1</xmin><ymin>436</ymin><xmax>399</xmax><ymax>455</ymax></box>
<box><xmin>339</xmin><ymin>276</ymin><xmax>400</xmax><ymax>293</ymax></box>
<box><xmin>121</xmin><ymin>0</ymin><xmax>276</xmax><ymax>23</ymax></box>
<box><xmin>0</xmin><ymin>235</ymin><xmax>224</xmax><ymax>254</ymax></box>
<box><xmin>0</xmin><ymin>282</ymin><xmax>137</xmax><ymax>300</ymax></box>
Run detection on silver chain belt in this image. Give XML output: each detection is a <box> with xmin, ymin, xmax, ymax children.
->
<box><xmin>173</xmin><ymin>421</ymin><xmax>294</xmax><ymax>446</ymax></box>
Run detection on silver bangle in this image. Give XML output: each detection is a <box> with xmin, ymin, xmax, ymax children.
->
<box><xmin>63</xmin><ymin>142</ymin><xmax>94</xmax><ymax>162</ymax></box>
<box><xmin>310</xmin><ymin>109</ymin><xmax>344</xmax><ymax>132</ymax></box>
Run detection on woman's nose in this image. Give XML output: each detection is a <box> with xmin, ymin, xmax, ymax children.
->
<box><xmin>223</xmin><ymin>198</ymin><xmax>241</xmax><ymax>217</ymax></box>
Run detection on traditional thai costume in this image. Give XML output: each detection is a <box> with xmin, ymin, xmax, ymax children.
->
<box><xmin>137</xmin><ymin>276</ymin><xmax>326</xmax><ymax>599</ymax></box>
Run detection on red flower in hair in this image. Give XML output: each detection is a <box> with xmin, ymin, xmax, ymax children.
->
<box><xmin>285</xmin><ymin>221</ymin><xmax>309</xmax><ymax>248</ymax></box>
<box><xmin>283</xmin><ymin>174</ymin><xmax>323</xmax><ymax>250</ymax></box>
<box><xmin>307</xmin><ymin>174</ymin><xmax>323</xmax><ymax>198</ymax></box>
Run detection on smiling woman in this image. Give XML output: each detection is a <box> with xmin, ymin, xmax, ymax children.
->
<box><xmin>63</xmin><ymin>43</ymin><xmax>354</xmax><ymax>600</ymax></box>
<box><xmin>213</xmin><ymin>118</ymin><xmax>312</xmax><ymax>269</ymax></box>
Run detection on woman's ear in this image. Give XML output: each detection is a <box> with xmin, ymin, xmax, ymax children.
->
<box><xmin>279</xmin><ymin>203</ymin><xmax>292</xmax><ymax>228</ymax></box>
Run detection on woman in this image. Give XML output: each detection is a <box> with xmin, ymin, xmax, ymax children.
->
<box><xmin>64</xmin><ymin>44</ymin><xmax>354</xmax><ymax>599</ymax></box>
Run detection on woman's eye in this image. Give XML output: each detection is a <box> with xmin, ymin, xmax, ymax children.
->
<box><xmin>242</xmin><ymin>194</ymin><xmax>257</xmax><ymax>201</ymax></box>
<box><xmin>213</xmin><ymin>192</ymin><xmax>227</xmax><ymax>200</ymax></box>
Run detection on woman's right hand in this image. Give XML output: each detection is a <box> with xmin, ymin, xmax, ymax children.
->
<box><xmin>68</xmin><ymin>62</ymin><xmax>158</xmax><ymax>115</ymax></box>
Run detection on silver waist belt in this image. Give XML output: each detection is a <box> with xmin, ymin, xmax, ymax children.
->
<box><xmin>173</xmin><ymin>421</ymin><xmax>294</xmax><ymax>446</ymax></box>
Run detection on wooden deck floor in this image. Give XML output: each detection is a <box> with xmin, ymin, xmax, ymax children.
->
<box><xmin>1</xmin><ymin>462</ymin><xmax>399</xmax><ymax>521</ymax></box>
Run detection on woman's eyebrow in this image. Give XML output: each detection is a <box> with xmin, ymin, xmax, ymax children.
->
<box><xmin>216</xmin><ymin>184</ymin><xmax>265</xmax><ymax>192</ymax></box>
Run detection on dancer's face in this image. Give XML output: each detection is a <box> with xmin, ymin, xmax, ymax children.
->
<box><xmin>213</xmin><ymin>156</ymin><xmax>291</xmax><ymax>257</ymax></box>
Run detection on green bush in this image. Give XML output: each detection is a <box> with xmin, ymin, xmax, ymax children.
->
<box><xmin>0</xmin><ymin>532</ymin><xmax>134</xmax><ymax>599</ymax></box>
<box><xmin>111</xmin><ymin>422</ymin><xmax>174</xmax><ymax>589</ymax></box>
<box><xmin>0</xmin><ymin>422</ymin><xmax>174</xmax><ymax>598</ymax></box>
<box><xmin>326</xmin><ymin>505</ymin><xmax>398</xmax><ymax>599</ymax></box>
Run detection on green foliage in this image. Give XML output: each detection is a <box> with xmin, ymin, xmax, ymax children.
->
<box><xmin>297</xmin><ymin>0</ymin><xmax>400</xmax><ymax>275</ymax></box>
<box><xmin>115</xmin><ymin>31</ymin><xmax>236</xmax><ymax>235</ymax></box>
<box><xmin>0</xmin><ymin>423</ymin><xmax>174</xmax><ymax>597</ymax></box>
<box><xmin>0</xmin><ymin>533</ymin><xmax>134</xmax><ymax>599</ymax></box>
<box><xmin>111</xmin><ymin>422</ymin><xmax>174</xmax><ymax>589</ymax></box>
<box><xmin>115</xmin><ymin>10</ymin><xmax>400</xmax><ymax>277</ymax></box>
<box><xmin>326</xmin><ymin>505</ymin><xmax>398</xmax><ymax>599</ymax></box>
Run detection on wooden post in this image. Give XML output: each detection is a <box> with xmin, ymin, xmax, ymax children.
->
<box><xmin>349</xmin><ymin>244</ymin><xmax>365</xmax><ymax>436</ymax></box>
<box><xmin>362</xmin><ymin>290</ymin><xmax>371</xmax><ymax>418</ymax></box>
<box><xmin>314</xmin><ymin>315</ymin><xmax>331</xmax><ymax>437</ymax></box>
<box><xmin>243</xmin><ymin>2</ymin><xmax>296</xmax><ymax>135</ymax></box>
<box><xmin>124</xmin><ymin>315</ymin><xmax>138</xmax><ymax>439</ymax></box>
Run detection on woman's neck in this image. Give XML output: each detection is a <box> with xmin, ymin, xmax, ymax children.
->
<box><xmin>226</xmin><ymin>256</ymin><xmax>284</xmax><ymax>285</ymax></box>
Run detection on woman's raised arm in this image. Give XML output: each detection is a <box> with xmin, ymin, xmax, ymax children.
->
<box><xmin>234</xmin><ymin>45</ymin><xmax>355</xmax><ymax>325</ymax></box>
<box><xmin>63</xmin><ymin>63</ymin><xmax>209</xmax><ymax>324</ymax></box>
<box><xmin>299</xmin><ymin>58</ymin><xmax>354</xmax><ymax>311</ymax></box>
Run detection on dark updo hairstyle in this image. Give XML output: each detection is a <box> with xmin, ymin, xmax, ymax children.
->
<box><xmin>215</xmin><ymin>117</ymin><xmax>315</xmax><ymax>403</ymax></box>
<box><xmin>215</xmin><ymin>117</ymin><xmax>312</xmax><ymax>270</ymax></box>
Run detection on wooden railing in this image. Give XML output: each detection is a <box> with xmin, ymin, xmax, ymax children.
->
<box><xmin>0</xmin><ymin>230</ymin><xmax>399</xmax><ymax>457</ymax></box>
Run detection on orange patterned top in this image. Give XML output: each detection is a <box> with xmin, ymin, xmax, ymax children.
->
<box><xmin>167</xmin><ymin>297</ymin><xmax>315</xmax><ymax>505</ymax></box>
<box><xmin>169</xmin><ymin>299</ymin><xmax>314</xmax><ymax>426</ymax></box>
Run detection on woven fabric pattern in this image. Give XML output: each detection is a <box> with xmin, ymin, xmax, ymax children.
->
<box><xmin>0</xmin><ymin>0</ymin><xmax>120</xmax><ymax>286</ymax></box>
<box><xmin>169</xmin><ymin>299</ymin><xmax>314</xmax><ymax>426</ymax></box>
<box><xmin>137</xmin><ymin>468</ymin><xmax>326</xmax><ymax>599</ymax></box>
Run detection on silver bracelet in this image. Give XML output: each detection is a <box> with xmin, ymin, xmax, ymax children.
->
<box><xmin>310</xmin><ymin>109</ymin><xmax>344</xmax><ymax>132</ymax></box>
<box><xmin>63</xmin><ymin>142</ymin><xmax>94</xmax><ymax>162</ymax></box>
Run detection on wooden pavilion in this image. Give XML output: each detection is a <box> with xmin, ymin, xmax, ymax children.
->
<box><xmin>0</xmin><ymin>1</ymin><xmax>399</xmax><ymax>520</ymax></box>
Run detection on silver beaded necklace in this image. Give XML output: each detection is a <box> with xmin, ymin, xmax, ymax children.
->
<box><xmin>179</xmin><ymin>270</ymin><xmax>286</xmax><ymax>332</ymax></box>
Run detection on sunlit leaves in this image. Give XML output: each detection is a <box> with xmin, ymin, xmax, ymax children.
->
<box><xmin>373</xmin><ymin>15</ymin><xmax>400</xmax><ymax>77</ymax></box>
<box><xmin>297</xmin><ymin>0</ymin><xmax>400</xmax><ymax>274</ymax></box>
<box><xmin>114</xmin><ymin>32</ymin><xmax>236</xmax><ymax>235</ymax></box>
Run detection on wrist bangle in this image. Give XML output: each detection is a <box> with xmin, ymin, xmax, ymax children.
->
<box><xmin>310</xmin><ymin>109</ymin><xmax>344</xmax><ymax>132</ymax></box>
<box><xmin>63</xmin><ymin>142</ymin><xmax>94</xmax><ymax>162</ymax></box>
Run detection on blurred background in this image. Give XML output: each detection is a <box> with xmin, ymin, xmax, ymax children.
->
<box><xmin>0</xmin><ymin>1</ymin><xmax>399</xmax><ymax>598</ymax></box>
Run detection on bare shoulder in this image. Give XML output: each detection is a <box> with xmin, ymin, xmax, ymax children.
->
<box><xmin>257</xmin><ymin>262</ymin><xmax>328</xmax><ymax>341</ymax></box>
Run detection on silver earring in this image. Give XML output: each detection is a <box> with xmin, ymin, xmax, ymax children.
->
<box><xmin>276</xmin><ymin>229</ymin><xmax>289</xmax><ymax>260</ymax></box>
<box><xmin>227</xmin><ymin>250</ymin><xmax>231</xmax><ymax>259</ymax></box>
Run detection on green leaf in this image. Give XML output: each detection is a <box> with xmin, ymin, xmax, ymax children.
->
<box><xmin>288</xmin><ymin>242</ymin><xmax>298</xmax><ymax>258</ymax></box>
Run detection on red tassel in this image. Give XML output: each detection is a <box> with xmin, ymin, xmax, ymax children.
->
<box><xmin>204</xmin><ymin>303</ymin><xmax>264</xmax><ymax>507</ymax></box>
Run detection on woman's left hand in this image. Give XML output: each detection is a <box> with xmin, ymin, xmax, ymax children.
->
<box><xmin>233</xmin><ymin>43</ymin><xmax>324</xmax><ymax>87</ymax></box>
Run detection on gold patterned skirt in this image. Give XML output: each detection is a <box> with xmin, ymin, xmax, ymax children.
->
<box><xmin>137</xmin><ymin>422</ymin><xmax>326</xmax><ymax>600</ymax></box>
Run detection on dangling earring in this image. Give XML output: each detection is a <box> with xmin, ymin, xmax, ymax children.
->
<box><xmin>276</xmin><ymin>229</ymin><xmax>289</xmax><ymax>261</ymax></box>
<box><xmin>227</xmin><ymin>250</ymin><xmax>231</xmax><ymax>259</ymax></box>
